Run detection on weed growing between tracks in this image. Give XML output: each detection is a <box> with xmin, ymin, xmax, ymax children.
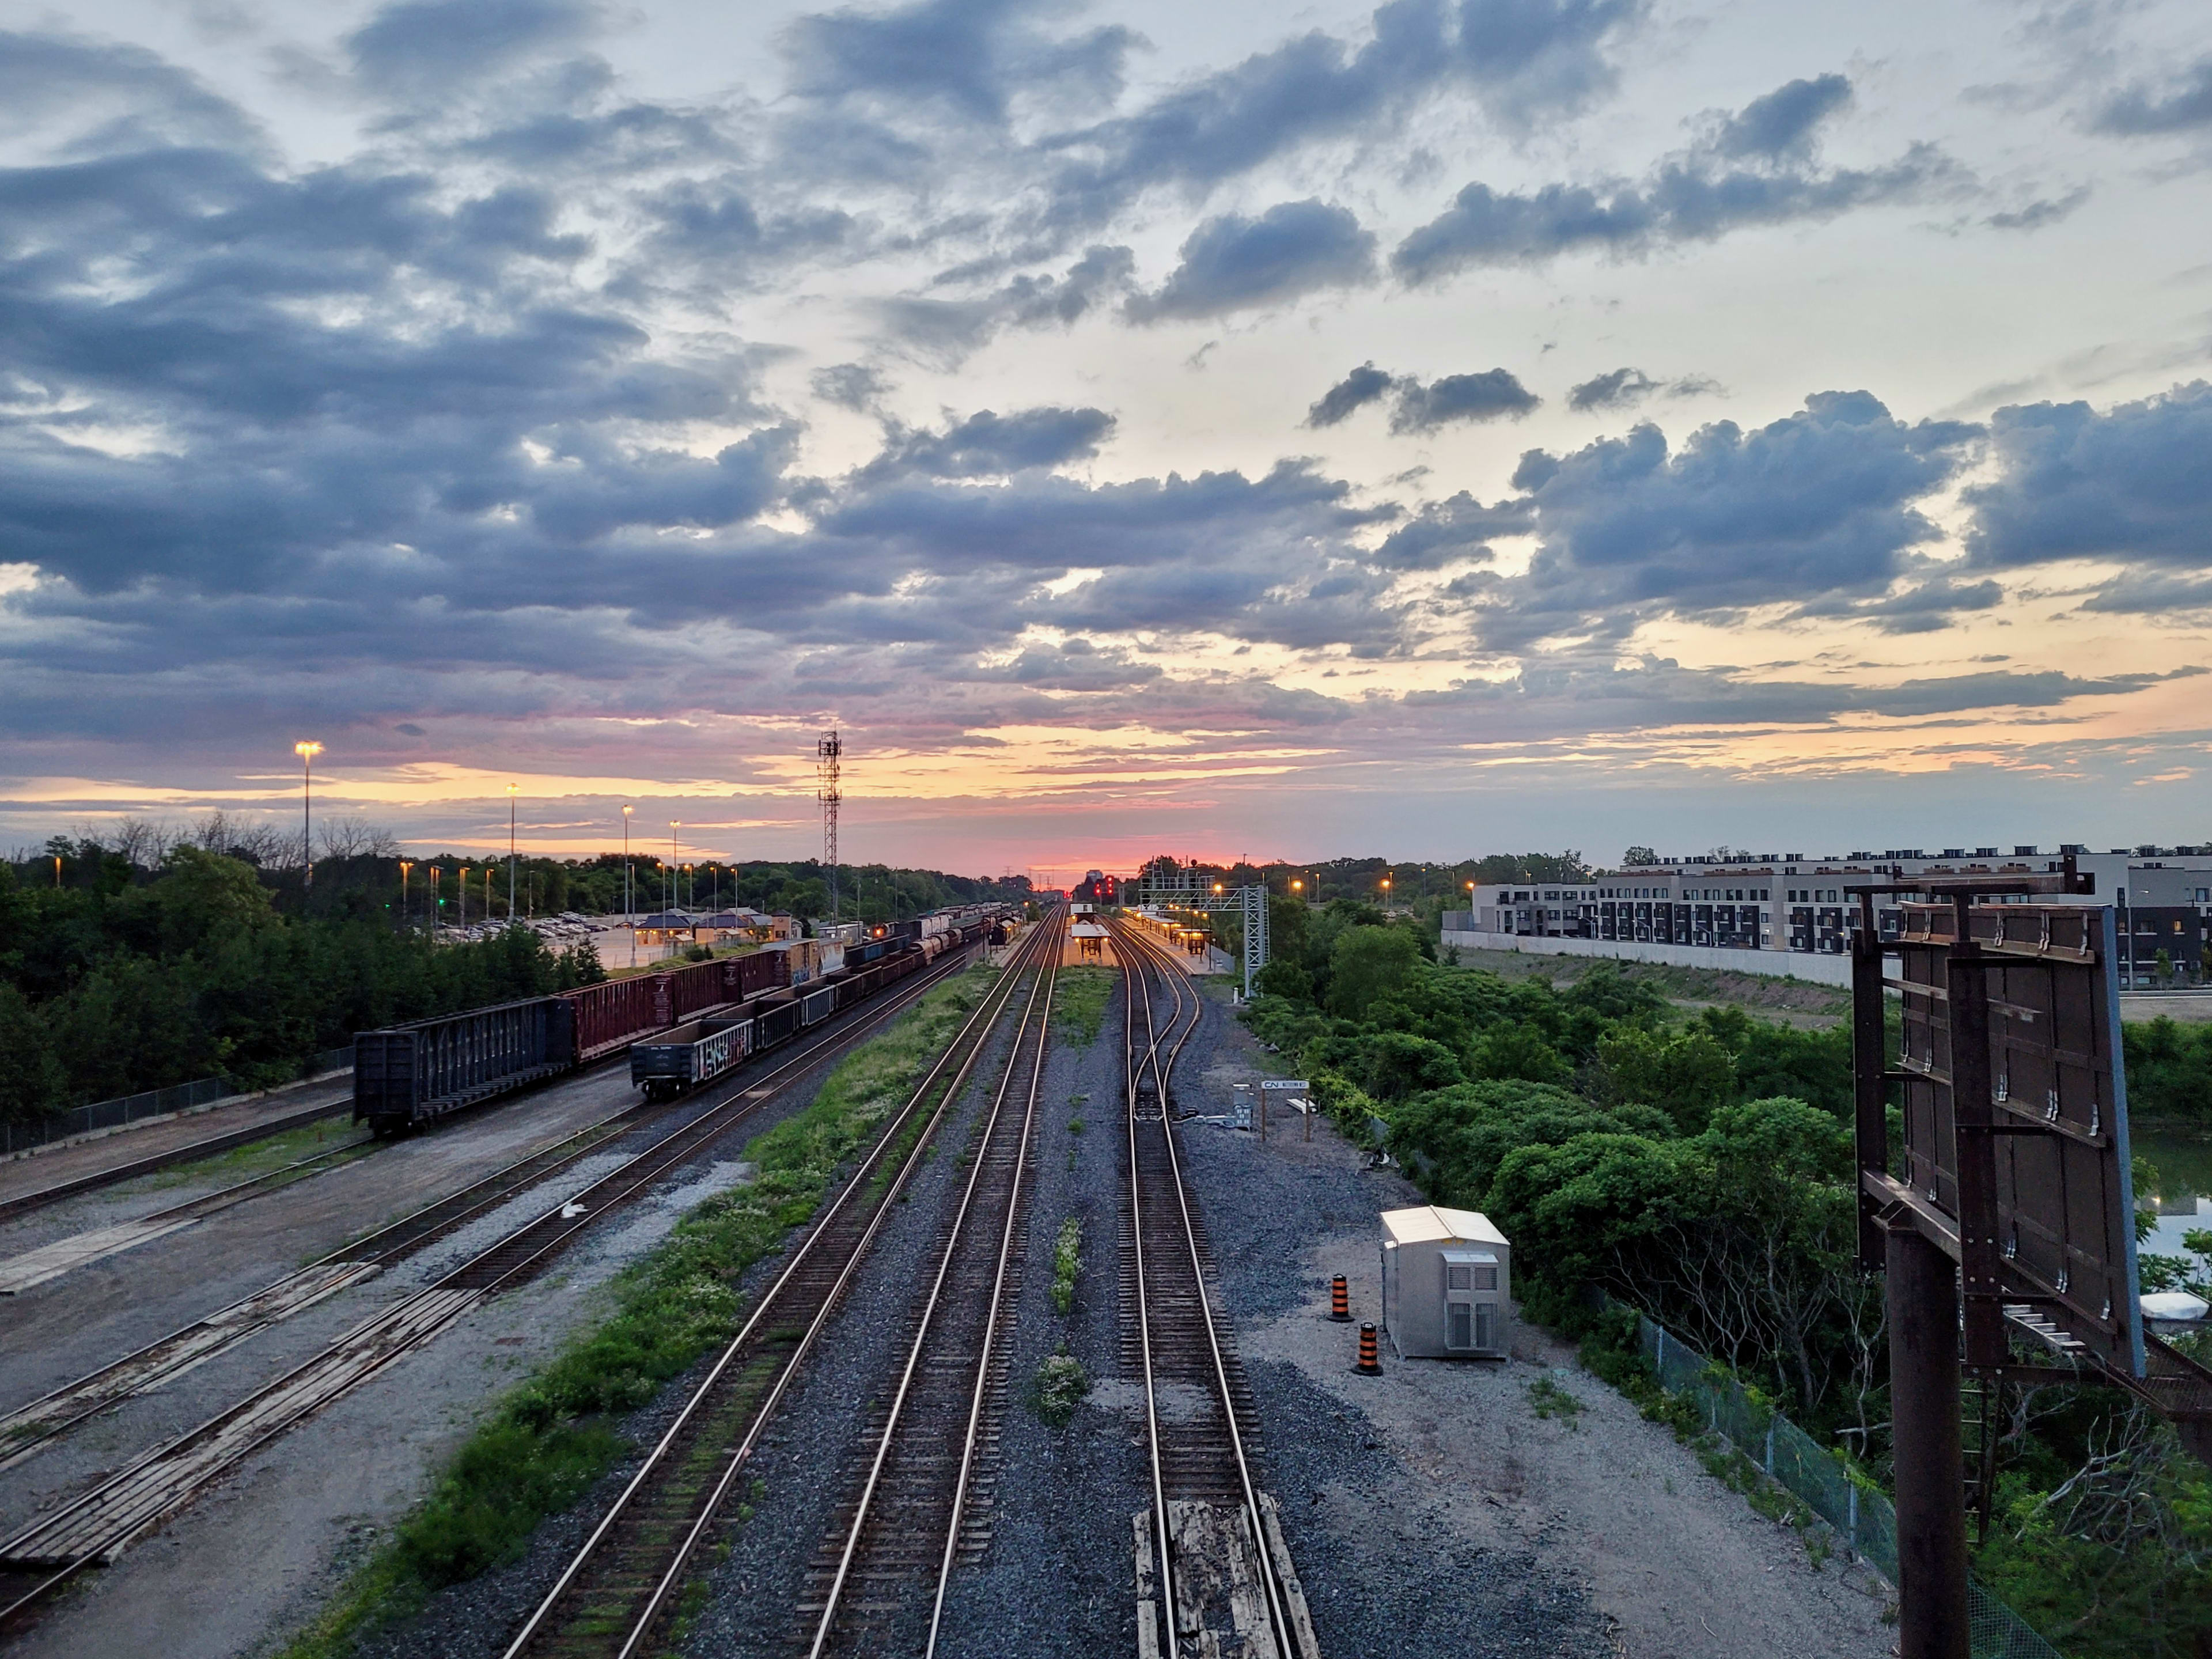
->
<box><xmin>1051</xmin><ymin>967</ymin><xmax>1113</xmax><ymax>1047</ymax></box>
<box><xmin>275</xmin><ymin>964</ymin><xmax>993</xmax><ymax>1659</ymax></box>
<box><xmin>1050</xmin><ymin>1217</ymin><xmax>1082</xmax><ymax>1315</ymax></box>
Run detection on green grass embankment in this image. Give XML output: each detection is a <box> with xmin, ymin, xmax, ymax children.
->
<box><xmin>276</xmin><ymin>962</ymin><xmax>993</xmax><ymax>1659</ymax></box>
<box><xmin>1051</xmin><ymin>966</ymin><xmax>1115</xmax><ymax>1047</ymax></box>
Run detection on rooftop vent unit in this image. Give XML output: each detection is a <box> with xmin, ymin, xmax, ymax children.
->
<box><xmin>1975</xmin><ymin>847</ymin><xmax>1999</xmax><ymax>858</ymax></box>
<box><xmin>2059</xmin><ymin>843</ymin><xmax>2086</xmax><ymax>854</ymax></box>
<box><xmin>1943</xmin><ymin>849</ymin><xmax>1966</xmax><ymax>858</ymax></box>
<box><xmin>2014</xmin><ymin>845</ymin><xmax>2039</xmax><ymax>856</ymax></box>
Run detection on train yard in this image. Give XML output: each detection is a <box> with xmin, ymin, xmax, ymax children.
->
<box><xmin>0</xmin><ymin>902</ymin><xmax>1894</xmax><ymax>1659</ymax></box>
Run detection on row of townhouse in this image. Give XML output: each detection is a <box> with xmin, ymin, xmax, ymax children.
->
<box><xmin>1447</xmin><ymin>845</ymin><xmax>2212</xmax><ymax>985</ymax></box>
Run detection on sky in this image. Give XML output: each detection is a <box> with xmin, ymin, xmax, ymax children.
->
<box><xmin>1</xmin><ymin>0</ymin><xmax>2209</xmax><ymax>884</ymax></box>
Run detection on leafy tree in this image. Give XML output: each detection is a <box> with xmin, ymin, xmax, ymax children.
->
<box><xmin>0</xmin><ymin>986</ymin><xmax>60</xmax><ymax>1121</ymax></box>
<box><xmin>1595</xmin><ymin>1025</ymin><xmax>1736</xmax><ymax>1131</ymax></box>
<box><xmin>1622</xmin><ymin>845</ymin><xmax>1658</xmax><ymax>867</ymax></box>
<box><xmin>1356</xmin><ymin>1031</ymin><xmax>1465</xmax><ymax>1102</ymax></box>
<box><xmin>1325</xmin><ymin>924</ymin><xmax>1421</xmax><ymax>1020</ymax></box>
<box><xmin>1388</xmin><ymin>1079</ymin><xmax>1673</xmax><ymax>1208</ymax></box>
<box><xmin>1468</xmin><ymin>1021</ymin><xmax>1572</xmax><ymax>1086</ymax></box>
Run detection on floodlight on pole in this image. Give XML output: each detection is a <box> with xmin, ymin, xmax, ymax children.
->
<box><xmin>505</xmin><ymin>783</ymin><xmax>520</xmax><ymax>922</ymax></box>
<box><xmin>623</xmin><ymin>805</ymin><xmax>635</xmax><ymax>967</ymax></box>
<box><xmin>294</xmin><ymin>741</ymin><xmax>323</xmax><ymax>891</ymax></box>
<box><xmin>398</xmin><ymin>860</ymin><xmax>412</xmax><ymax>929</ymax></box>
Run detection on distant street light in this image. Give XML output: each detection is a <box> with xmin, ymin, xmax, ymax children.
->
<box><xmin>623</xmin><ymin>805</ymin><xmax>635</xmax><ymax>968</ymax></box>
<box><xmin>398</xmin><ymin>860</ymin><xmax>412</xmax><ymax>929</ymax></box>
<box><xmin>506</xmin><ymin>782</ymin><xmax>520</xmax><ymax>922</ymax></box>
<box><xmin>459</xmin><ymin>866</ymin><xmax>469</xmax><ymax>929</ymax></box>
<box><xmin>294</xmin><ymin>741</ymin><xmax>323</xmax><ymax>891</ymax></box>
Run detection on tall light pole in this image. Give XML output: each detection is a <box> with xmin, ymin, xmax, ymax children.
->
<box><xmin>398</xmin><ymin>860</ymin><xmax>412</xmax><ymax>930</ymax></box>
<box><xmin>294</xmin><ymin>741</ymin><xmax>323</xmax><ymax>891</ymax></box>
<box><xmin>459</xmin><ymin>866</ymin><xmax>469</xmax><ymax>930</ymax></box>
<box><xmin>506</xmin><ymin>782</ymin><xmax>519</xmax><ymax>922</ymax></box>
<box><xmin>669</xmin><ymin>821</ymin><xmax>679</xmax><ymax>959</ymax></box>
<box><xmin>623</xmin><ymin>804</ymin><xmax>634</xmax><ymax>968</ymax></box>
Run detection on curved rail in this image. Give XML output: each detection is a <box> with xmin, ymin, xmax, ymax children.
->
<box><xmin>1115</xmin><ymin>916</ymin><xmax>1300</xmax><ymax>1659</ymax></box>
<box><xmin>499</xmin><ymin>910</ymin><xmax>1061</xmax><ymax>1659</ymax></box>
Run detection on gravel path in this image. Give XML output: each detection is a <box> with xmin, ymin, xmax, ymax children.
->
<box><xmin>1172</xmin><ymin>981</ymin><xmax>1899</xmax><ymax>1659</ymax></box>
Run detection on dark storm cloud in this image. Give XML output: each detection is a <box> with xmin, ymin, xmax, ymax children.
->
<box><xmin>346</xmin><ymin>0</ymin><xmax>601</xmax><ymax>94</ymax></box>
<box><xmin>1306</xmin><ymin>363</ymin><xmax>1396</xmax><ymax>427</ymax></box>
<box><xmin>1963</xmin><ymin>382</ymin><xmax>2212</xmax><ymax>581</ymax></box>
<box><xmin>2092</xmin><ymin>56</ymin><xmax>2212</xmax><ymax>136</ymax></box>
<box><xmin>1041</xmin><ymin>0</ymin><xmax>1643</xmax><ymax>227</ymax></box>
<box><xmin>1393</xmin><ymin>73</ymin><xmax>1957</xmax><ymax>282</ymax></box>
<box><xmin>1480</xmin><ymin>391</ymin><xmax>1979</xmax><ymax>646</ymax></box>
<box><xmin>866</xmin><ymin>407</ymin><xmax>1117</xmax><ymax>478</ymax></box>
<box><xmin>1389</xmin><ymin>369</ymin><xmax>1539</xmax><ymax>432</ymax></box>
<box><xmin>1125</xmin><ymin>200</ymin><xmax>1376</xmax><ymax>322</ymax></box>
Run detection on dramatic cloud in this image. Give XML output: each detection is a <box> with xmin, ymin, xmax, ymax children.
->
<box><xmin>1389</xmin><ymin>369</ymin><xmax>1540</xmax><ymax>432</ymax></box>
<box><xmin>2093</xmin><ymin>56</ymin><xmax>2212</xmax><ymax>135</ymax></box>
<box><xmin>1306</xmin><ymin>363</ymin><xmax>1396</xmax><ymax>427</ymax></box>
<box><xmin>1041</xmin><ymin>0</ymin><xmax>1645</xmax><ymax>227</ymax></box>
<box><xmin>783</xmin><ymin>0</ymin><xmax>1137</xmax><ymax>124</ymax></box>
<box><xmin>1393</xmin><ymin>73</ymin><xmax>1956</xmax><ymax>282</ymax></box>
<box><xmin>1126</xmin><ymin>200</ymin><xmax>1376</xmax><ymax>321</ymax></box>
<box><xmin>346</xmin><ymin>0</ymin><xmax>601</xmax><ymax>94</ymax></box>
<box><xmin>1566</xmin><ymin>368</ymin><xmax>1719</xmax><ymax>411</ymax></box>
<box><xmin>1369</xmin><ymin>491</ymin><xmax>1532</xmax><ymax>569</ymax></box>
<box><xmin>1963</xmin><ymin>382</ymin><xmax>2212</xmax><ymax>591</ymax></box>
<box><xmin>865</xmin><ymin>407</ymin><xmax>1118</xmax><ymax>478</ymax></box>
<box><xmin>1485</xmin><ymin>391</ymin><xmax>1979</xmax><ymax>644</ymax></box>
<box><xmin>1306</xmin><ymin>363</ymin><xmax>1537</xmax><ymax>432</ymax></box>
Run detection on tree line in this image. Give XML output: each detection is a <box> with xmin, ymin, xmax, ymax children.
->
<box><xmin>1243</xmin><ymin>900</ymin><xmax>2211</xmax><ymax>1658</ymax></box>
<box><xmin>0</xmin><ymin>824</ymin><xmax>1028</xmax><ymax>1122</ymax></box>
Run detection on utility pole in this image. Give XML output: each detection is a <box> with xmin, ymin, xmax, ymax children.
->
<box><xmin>818</xmin><ymin>729</ymin><xmax>842</xmax><ymax>923</ymax></box>
<box><xmin>294</xmin><ymin>741</ymin><xmax>322</xmax><ymax>891</ymax></box>
<box><xmin>506</xmin><ymin>783</ymin><xmax>518</xmax><ymax>921</ymax></box>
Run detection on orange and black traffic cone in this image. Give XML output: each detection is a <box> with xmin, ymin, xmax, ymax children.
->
<box><xmin>1328</xmin><ymin>1275</ymin><xmax>1351</xmax><ymax>1321</ymax></box>
<box><xmin>1354</xmin><ymin>1321</ymin><xmax>1382</xmax><ymax>1376</ymax></box>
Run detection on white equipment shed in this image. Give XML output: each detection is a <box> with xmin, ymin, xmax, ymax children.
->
<box><xmin>1380</xmin><ymin>1206</ymin><xmax>1512</xmax><ymax>1360</ymax></box>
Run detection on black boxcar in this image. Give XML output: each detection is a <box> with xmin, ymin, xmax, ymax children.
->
<box><xmin>354</xmin><ymin>995</ymin><xmax>575</xmax><ymax>1135</ymax></box>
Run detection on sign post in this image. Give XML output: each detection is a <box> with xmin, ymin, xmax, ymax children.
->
<box><xmin>1854</xmin><ymin>867</ymin><xmax>2212</xmax><ymax>1659</ymax></box>
<box><xmin>1261</xmin><ymin>1079</ymin><xmax>1311</xmax><ymax>1142</ymax></box>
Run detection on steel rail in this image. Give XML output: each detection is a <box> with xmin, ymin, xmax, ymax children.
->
<box><xmin>499</xmin><ymin>913</ymin><xmax>1059</xmax><ymax>1659</ymax></box>
<box><xmin>1116</xmin><ymin>917</ymin><xmax>1299</xmax><ymax>1659</ymax></box>
<box><xmin>798</xmin><ymin>932</ymin><xmax>1058</xmax><ymax>1657</ymax></box>
<box><xmin>0</xmin><ymin>943</ymin><xmax>987</xmax><ymax>1630</ymax></box>
<box><xmin>0</xmin><ymin>946</ymin><xmax>975</xmax><ymax>1479</ymax></box>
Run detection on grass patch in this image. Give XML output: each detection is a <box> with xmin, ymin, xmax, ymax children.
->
<box><xmin>1051</xmin><ymin>1217</ymin><xmax>1082</xmax><ymax>1315</ymax></box>
<box><xmin>1052</xmin><ymin>967</ymin><xmax>1115</xmax><ymax>1047</ymax></box>
<box><xmin>1527</xmin><ymin>1375</ymin><xmax>1586</xmax><ymax>1427</ymax></box>
<box><xmin>1033</xmin><ymin>1348</ymin><xmax>1090</xmax><ymax>1426</ymax></box>
<box><xmin>144</xmin><ymin>1116</ymin><xmax>373</xmax><ymax>1191</ymax></box>
<box><xmin>274</xmin><ymin>964</ymin><xmax>994</xmax><ymax>1659</ymax></box>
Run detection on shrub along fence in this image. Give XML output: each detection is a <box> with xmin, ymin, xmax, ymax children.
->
<box><xmin>1638</xmin><ymin>1312</ymin><xmax>2063</xmax><ymax>1659</ymax></box>
<box><xmin>0</xmin><ymin>1046</ymin><xmax>354</xmax><ymax>1158</ymax></box>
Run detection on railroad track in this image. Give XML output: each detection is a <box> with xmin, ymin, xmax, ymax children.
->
<box><xmin>497</xmin><ymin>909</ymin><xmax>1062</xmax><ymax>1659</ymax></box>
<box><xmin>1112</xmin><ymin>919</ymin><xmax>1320</xmax><ymax>1659</ymax></box>
<box><xmin>796</xmin><ymin>921</ymin><xmax>1058</xmax><ymax>1656</ymax></box>
<box><xmin>0</xmin><ymin>939</ymin><xmax>994</xmax><ymax>1634</ymax></box>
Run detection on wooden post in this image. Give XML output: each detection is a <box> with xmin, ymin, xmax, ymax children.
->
<box><xmin>1888</xmin><ymin>1221</ymin><xmax>1971</xmax><ymax>1659</ymax></box>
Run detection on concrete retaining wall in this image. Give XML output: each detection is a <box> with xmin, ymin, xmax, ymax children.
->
<box><xmin>1440</xmin><ymin>929</ymin><xmax>1854</xmax><ymax>988</ymax></box>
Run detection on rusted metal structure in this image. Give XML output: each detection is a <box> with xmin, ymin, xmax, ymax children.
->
<box><xmin>1851</xmin><ymin>863</ymin><xmax>2212</xmax><ymax>1659</ymax></box>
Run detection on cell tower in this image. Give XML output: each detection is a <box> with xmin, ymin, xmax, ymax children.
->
<box><xmin>817</xmin><ymin>729</ymin><xmax>842</xmax><ymax>921</ymax></box>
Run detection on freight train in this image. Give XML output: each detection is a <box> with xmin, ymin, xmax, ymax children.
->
<box><xmin>353</xmin><ymin>906</ymin><xmax>1010</xmax><ymax>1135</ymax></box>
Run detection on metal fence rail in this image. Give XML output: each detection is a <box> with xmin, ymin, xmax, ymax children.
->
<box><xmin>1</xmin><ymin>1047</ymin><xmax>354</xmax><ymax>1158</ymax></box>
<box><xmin>1637</xmin><ymin>1314</ymin><xmax>2064</xmax><ymax>1659</ymax></box>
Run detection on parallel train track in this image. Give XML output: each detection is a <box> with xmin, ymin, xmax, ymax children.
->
<box><xmin>0</xmin><ymin>938</ymin><xmax>991</xmax><ymax>1635</ymax></box>
<box><xmin>1113</xmin><ymin>918</ymin><xmax>1319</xmax><ymax>1659</ymax></box>
<box><xmin>497</xmin><ymin>910</ymin><xmax>1062</xmax><ymax>1659</ymax></box>
<box><xmin>796</xmin><ymin>919</ymin><xmax>1059</xmax><ymax>1656</ymax></box>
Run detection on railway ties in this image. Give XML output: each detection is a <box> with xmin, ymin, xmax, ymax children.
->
<box><xmin>501</xmin><ymin>908</ymin><xmax>1063</xmax><ymax>1659</ymax></box>
<box><xmin>798</xmin><ymin>925</ymin><xmax>1058</xmax><ymax>1657</ymax></box>
<box><xmin>0</xmin><ymin>940</ymin><xmax>993</xmax><ymax>1634</ymax></box>
<box><xmin>1112</xmin><ymin>920</ymin><xmax>1321</xmax><ymax>1659</ymax></box>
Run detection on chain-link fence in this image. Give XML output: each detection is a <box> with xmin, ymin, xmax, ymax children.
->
<box><xmin>1</xmin><ymin>1046</ymin><xmax>353</xmax><ymax>1157</ymax></box>
<box><xmin>1638</xmin><ymin>1313</ymin><xmax>2064</xmax><ymax>1659</ymax></box>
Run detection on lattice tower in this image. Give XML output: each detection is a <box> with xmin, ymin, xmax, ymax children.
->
<box><xmin>817</xmin><ymin>729</ymin><xmax>842</xmax><ymax>921</ymax></box>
